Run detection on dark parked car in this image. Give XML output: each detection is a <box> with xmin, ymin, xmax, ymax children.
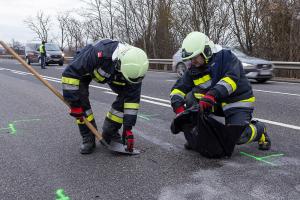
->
<box><xmin>25</xmin><ymin>42</ymin><xmax>40</xmax><ymax>64</ymax></box>
<box><xmin>25</xmin><ymin>42</ymin><xmax>64</xmax><ymax>66</ymax></box>
<box><xmin>172</xmin><ymin>46</ymin><xmax>273</xmax><ymax>83</ymax></box>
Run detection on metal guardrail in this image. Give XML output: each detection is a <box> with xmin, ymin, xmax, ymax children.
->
<box><xmin>148</xmin><ymin>59</ymin><xmax>173</xmax><ymax>64</ymax></box>
<box><xmin>1</xmin><ymin>55</ymin><xmax>300</xmax><ymax>70</ymax></box>
<box><xmin>271</xmin><ymin>61</ymin><xmax>300</xmax><ymax>70</ymax></box>
<box><xmin>148</xmin><ymin>59</ymin><xmax>300</xmax><ymax>70</ymax></box>
<box><xmin>0</xmin><ymin>55</ymin><xmax>25</xmax><ymax>59</ymax></box>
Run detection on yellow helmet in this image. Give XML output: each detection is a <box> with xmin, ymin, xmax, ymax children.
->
<box><xmin>113</xmin><ymin>43</ymin><xmax>149</xmax><ymax>84</ymax></box>
<box><xmin>181</xmin><ymin>32</ymin><xmax>213</xmax><ymax>61</ymax></box>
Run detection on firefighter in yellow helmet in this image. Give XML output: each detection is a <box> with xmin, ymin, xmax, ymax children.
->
<box><xmin>62</xmin><ymin>39</ymin><xmax>149</xmax><ymax>154</ymax></box>
<box><xmin>170</xmin><ymin>32</ymin><xmax>271</xmax><ymax>151</ymax></box>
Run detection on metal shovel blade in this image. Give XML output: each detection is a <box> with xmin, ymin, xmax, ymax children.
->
<box><xmin>100</xmin><ymin>140</ymin><xmax>140</xmax><ymax>155</ymax></box>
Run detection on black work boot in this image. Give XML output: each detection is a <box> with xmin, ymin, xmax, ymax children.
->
<box><xmin>252</xmin><ymin>120</ymin><xmax>271</xmax><ymax>151</ymax></box>
<box><xmin>258</xmin><ymin>132</ymin><xmax>271</xmax><ymax>150</ymax></box>
<box><xmin>80</xmin><ymin>136</ymin><xmax>96</xmax><ymax>154</ymax></box>
<box><xmin>184</xmin><ymin>142</ymin><xmax>192</xmax><ymax>150</ymax></box>
<box><xmin>101</xmin><ymin>118</ymin><xmax>123</xmax><ymax>145</ymax></box>
<box><xmin>78</xmin><ymin>121</ymin><xmax>96</xmax><ymax>154</ymax></box>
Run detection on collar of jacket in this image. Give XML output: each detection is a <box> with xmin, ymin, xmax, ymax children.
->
<box><xmin>188</xmin><ymin>65</ymin><xmax>209</xmax><ymax>76</ymax></box>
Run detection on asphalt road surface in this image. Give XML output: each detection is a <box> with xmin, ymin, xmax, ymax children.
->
<box><xmin>0</xmin><ymin>59</ymin><xmax>300</xmax><ymax>200</ymax></box>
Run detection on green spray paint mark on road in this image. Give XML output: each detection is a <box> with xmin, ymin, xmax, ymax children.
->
<box><xmin>240</xmin><ymin>151</ymin><xmax>284</xmax><ymax>166</ymax></box>
<box><xmin>0</xmin><ymin>125</ymin><xmax>16</xmax><ymax>135</ymax></box>
<box><xmin>260</xmin><ymin>154</ymin><xmax>284</xmax><ymax>159</ymax></box>
<box><xmin>56</xmin><ymin>189</ymin><xmax>70</xmax><ymax>200</ymax></box>
<box><xmin>8</xmin><ymin>123</ymin><xmax>16</xmax><ymax>135</ymax></box>
<box><xmin>0</xmin><ymin>118</ymin><xmax>41</xmax><ymax>135</ymax></box>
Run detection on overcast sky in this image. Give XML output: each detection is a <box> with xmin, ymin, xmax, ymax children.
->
<box><xmin>0</xmin><ymin>0</ymin><xmax>84</xmax><ymax>44</ymax></box>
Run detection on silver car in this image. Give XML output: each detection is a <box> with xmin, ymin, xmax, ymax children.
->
<box><xmin>172</xmin><ymin>47</ymin><xmax>273</xmax><ymax>83</ymax></box>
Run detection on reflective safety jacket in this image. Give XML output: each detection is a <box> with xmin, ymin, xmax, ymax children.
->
<box><xmin>39</xmin><ymin>44</ymin><xmax>46</xmax><ymax>56</ymax></box>
<box><xmin>62</xmin><ymin>39</ymin><xmax>141</xmax><ymax>128</ymax></box>
<box><xmin>170</xmin><ymin>49</ymin><xmax>255</xmax><ymax>112</ymax></box>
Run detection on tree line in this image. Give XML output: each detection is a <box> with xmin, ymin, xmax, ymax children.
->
<box><xmin>23</xmin><ymin>0</ymin><xmax>300</xmax><ymax>61</ymax></box>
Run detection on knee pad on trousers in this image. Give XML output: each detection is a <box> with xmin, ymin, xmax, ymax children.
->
<box><xmin>237</xmin><ymin>120</ymin><xmax>266</xmax><ymax>145</ymax></box>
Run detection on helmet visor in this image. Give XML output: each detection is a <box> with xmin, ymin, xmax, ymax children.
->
<box><xmin>127</xmin><ymin>76</ymin><xmax>145</xmax><ymax>84</ymax></box>
<box><xmin>181</xmin><ymin>48</ymin><xmax>193</xmax><ymax>59</ymax></box>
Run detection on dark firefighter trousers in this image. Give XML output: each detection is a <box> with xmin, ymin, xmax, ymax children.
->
<box><xmin>185</xmin><ymin>92</ymin><xmax>265</xmax><ymax>145</ymax></box>
<box><xmin>76</xmin><ymin>76</ymin><xmax>123</xmax><ymax>142</ymax></box>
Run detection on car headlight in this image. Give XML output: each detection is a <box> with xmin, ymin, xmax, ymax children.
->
<box><xmin>62</xmin><ymin>53</ymin><xmax>65</xmax><ymax>57</ymax></box>
<box><xmin>242</xmin><ymin>62</ymin><xmax>255</xmax><ymax>69</ymax></box>
<box><xmin>46</xmin><ymin>53</ymin><xmax>51</xmax><ymax>57</ymax></box>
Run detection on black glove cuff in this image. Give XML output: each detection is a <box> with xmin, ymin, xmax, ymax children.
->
<box><xmin>206</xmin><ymin>89</ymin><xmax>219</xmax><ymax>100</ymax></box>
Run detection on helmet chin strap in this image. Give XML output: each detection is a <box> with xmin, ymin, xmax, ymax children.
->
<box><xmin>114</xmin><ymin>60</ymin><xmax>121</xmax><ymax>72</ymax></box>
<box><xmin>204</xmin><ymin>58</ymin><xmax>209</xmax><ymax>64</ymax></box>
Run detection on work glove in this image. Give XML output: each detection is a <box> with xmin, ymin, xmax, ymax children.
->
<box><xmin>199</xmin><ymin>93</ymin><xmax>216</xmax><ymax>113</ymax></box>
<box><xmin>174</xmin><ymin>105</ymin><xmax>185</xmax><ymax>116</ymax></box>
<box><xmin>122</xmin><ymin>129</ymin><xmax>134</xmax><ymax>152</ymax></box>
<box><xmin>69</xmin><ymin>107</ymin><xmax>84</xmax><ymax>120</ymax></box>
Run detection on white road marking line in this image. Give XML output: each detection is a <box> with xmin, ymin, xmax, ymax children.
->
<box><xmin>166</xmin><ymin>80</ymin><xmax>176</xmax><ymax>82</ymax></box>
<box><xmin>104</xmin><ymin>91</ymin><xmax>117</xmax><ymax>95</ymax></box>
<box><xmin>253</xmin><ymin>89</ymin><xmax>300</xmax><ymax>97</ymax></box>
<box><xmin>269</xmin><ymin>80</ymin><xmax>300</xmax><ymax>85</ymax></box>
<box><xmin>140</xmin><ymin>98</ymin><xmax>171</xmax><ymax>107</ymax></box>
<box><xmin>104</xmin><ymin>91</ymin><xmax>171</xmax><ymax>107</ymax></box>
<box><xmin>12</xmin><ymin>71</ymin><xmax>28</xmax><ymax>75</ymax></box>
<box><xmin>2</xmin><ymin>67</ymin><xmax>300</xmax><ymax>130</ymax></box>
<box><xmin>44</xmin><ymin>78</ymin><xmax>60</xmax><ymax>83</ymax></box>
<box><xmin>254</xmin><ymin>118</ymin><xmax>300</xmax><ymax>131</ymax></box>
<box><xmin>141</xmin><ymin>95</ymin><xmax>170</xmax><ymax>103</ymax></box>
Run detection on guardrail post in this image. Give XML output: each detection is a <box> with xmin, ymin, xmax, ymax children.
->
<box><xmin>164</xmin><ymin>64</ymin><xmax>168</xmax><ymax>71</ymax></box>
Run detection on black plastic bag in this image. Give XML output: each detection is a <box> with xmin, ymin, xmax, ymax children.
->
<box><xmin>171</xmin><ymin>107</ymin><xmax>245</xmax><ymax>158</ymax></box>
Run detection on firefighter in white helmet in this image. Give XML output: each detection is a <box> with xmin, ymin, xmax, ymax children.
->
<box><xmin>62</xmin><ymin>39</ymin><xmax>149</xmax><ymax>154</ymax></box>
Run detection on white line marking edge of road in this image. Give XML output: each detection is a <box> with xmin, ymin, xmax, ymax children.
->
<box><xmin>1</xmin><ymin>67</ymin><xmax>300</xmax><ymax>131</ymax></box>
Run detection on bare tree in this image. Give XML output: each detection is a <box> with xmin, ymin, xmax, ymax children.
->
<box><xmin>250</xmin><ymin>0</ymin><xmax>300</xmax><ymax>61</ymax></box>
<box><xmin>56</xmin><ymin>12</ymin><xmax>70</xmax><ymax>51</ymax></box>
<box><xmin>154</xmin><ymin>0</ymin><xmax>174</xmax><ymax>58</ymax></box>
<box><xmin>172</xmin><ymin>0</ymin><xmax>231</xmax><ymax>46</ymax></box>
<box><xmin>127</xmin><ymin>0</ymin><xmax>156</xmax><ymax>52</ymax></box>
<box><xmin>103</xmin><ymin>0</ymin><xmax>116</xmax><ymax>39</ymax></box>
<box><xmin>10</xmin><ymin>39</ymin><xmax>24</xmax><ymax>55</ymax></box>
<box><xmin>73</xmin><ymin>0</ymin><xmax>299</xmax><ymax>61</ymax></box>
<box><xmin>65</xmin><ymin>17</ymin><xmax>85</xmax><ymax>52</ymax></box>
<box><xmin>115</xmin><ymin>0</ymin><xmax>132</xmax><ymax>43</ymax></box>
<box><xmin>24</xmin><ymin>11</ymin><xmax>51</xmax><ymax>42</ymax></box>
<box><xmin>228</xmin><ymin>0</ymin><xmax>269</xmax><ymax>54</ymax></box>
<box><xmin>81</xmin><ymin>0</ymin><xmax>107</xmax><ymax>39</ymax></box>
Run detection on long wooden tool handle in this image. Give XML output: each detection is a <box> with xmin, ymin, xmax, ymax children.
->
<box><xmin>0</xmin><ymin>40</ymin><xmax>102</xmax><ymax>141</ymax></box>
